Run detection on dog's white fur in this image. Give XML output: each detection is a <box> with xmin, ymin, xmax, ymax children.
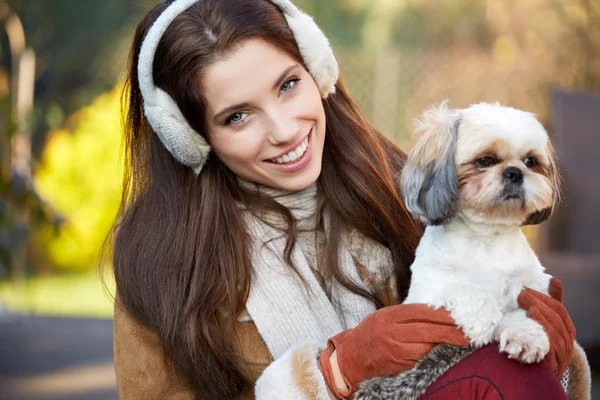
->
<box><xmin>402</xmin><ymin>102</ymin><xmax>560</xmax><ymax>363</ymax></box>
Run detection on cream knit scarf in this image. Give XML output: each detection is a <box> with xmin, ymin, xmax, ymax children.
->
<box><xmin>241</xmin><ymin>182</ymin><xmax>395</xmax><ymax>359</ymax></box>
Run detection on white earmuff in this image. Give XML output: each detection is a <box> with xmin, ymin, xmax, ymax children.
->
<box><xmin>137</xmin><ymin>0</ymin><xmax>339</xmax><ymax>175</ymax></box>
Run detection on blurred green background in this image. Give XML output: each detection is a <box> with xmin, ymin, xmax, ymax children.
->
<box><xmin>0</xmin><ymin>0</ymin><xmax>598</xmax><ymax>399</ymax></box>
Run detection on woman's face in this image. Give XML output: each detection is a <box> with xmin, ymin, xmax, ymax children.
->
<box><xmin>202</xmin><ymin>38</ymin><xmax>327</xmax><ymax>191</ymax></box>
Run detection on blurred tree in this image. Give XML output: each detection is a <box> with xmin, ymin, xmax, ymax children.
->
<box><xmin>480</xmin><ymin>0</ymin><xmax>599</xmax><ymax>92</ymax></box>
<box><xmin>543</xmin><ymin>0</ymin><xmax>599</xmax><ymax>92</ymax></box>
<box><xmin>0</xmin><ymin>3</ymin><xmax>60</xmax><ymax>285</ymax></box>
<box><xmin>342</xmin><ymin>0</ymin><xmax>408</xmax><ymax>48</ymax></box>
<box><xmin>3</xmin><ymin>0</ymin><xmax>146</xmax><ymax>156</ymax></box>
<box><xmin>33</xmin><ymin>86</ymin><xmax>123</xmax><ymax>271</ymax></box>
<box><xmin>386</xmin><ymin>0</ymin><xmax>492</xmax><ymax>49</ymax></box>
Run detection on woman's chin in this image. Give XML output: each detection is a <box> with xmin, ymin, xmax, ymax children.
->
<box><xmin>266</xmin><ymin>164</ymin><xmax>322</xmax><ymax>191</ymax></box>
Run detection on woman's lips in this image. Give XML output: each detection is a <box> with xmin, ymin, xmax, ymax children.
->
<box><xmin>265</xmin><ymin>129</ymin><xmax>313</xmax><ymax>174</ymax></box>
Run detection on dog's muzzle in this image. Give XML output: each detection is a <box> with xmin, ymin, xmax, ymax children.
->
<box><xmin>501</xmin><ymin>167</ymin><xmax>525</xmax><ymax>201</ymax></box>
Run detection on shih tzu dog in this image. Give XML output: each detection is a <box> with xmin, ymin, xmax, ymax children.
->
<box><xmin>356</xmin><ymin>102</ymin><xmax>561</xmax><ymax>399</ymax></box>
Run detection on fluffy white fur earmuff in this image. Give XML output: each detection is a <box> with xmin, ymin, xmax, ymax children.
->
<box><xmin>137</xmin><ymin>0</ymin><xmax>339</xmax><ymax>175</ymax></box>
<box><xmin>269</xmin><ymin>0</ymin><xmax>339</xmax><ymax>98</ymax></box>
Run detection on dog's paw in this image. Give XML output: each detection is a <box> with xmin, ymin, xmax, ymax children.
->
<box><xmin>464</xmin><ymin>324</ymin><xmax>497</xmax><ymax>347</ymax></box>
<box><xmin>454</xmin><ymin>306</ymin><xmax>503</xmax><ymax>347</ymax></box>
<box><xmin>498</xmin><ymin>319</ymin><xmax>549</xmax><ymax>363</ymax></box>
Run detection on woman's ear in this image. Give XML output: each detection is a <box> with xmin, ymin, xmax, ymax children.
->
<box><xmin>401</xmin><ymin>101</ymin><xmax>460</xmax><ymax>226</ymax></box>
<box><xmin>523</xmin><ymin>140</ymin><xmax>561</xmax><ymax>226</ymax></box>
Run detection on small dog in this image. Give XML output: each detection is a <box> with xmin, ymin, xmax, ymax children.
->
<box><xmin>402</xmin><ymin>101</ymin><xmax>559</xmax><ymax>355</ymax></box>
<box><xmin>356</xmin><ymin>102</ymin><xmax>560</xmax><ymax>399</ymax></box>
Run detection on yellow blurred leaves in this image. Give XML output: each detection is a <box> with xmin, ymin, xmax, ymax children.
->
<box><xmin>565</xmin><ymin>3</ymin><xmax>590</xmax><ymax>27</ymax></box>
<box><xmin>34</xmin><ymin>85</ymin><xmax>124</xmax><ymax>271</ymax></box>
<box><xmin>493</xmin><ymin>35</ymin><xmax>519</xmax><ymax>64</ymax></box>
<box><xmin>344</xmin><ymin>0</ymin><xmax>407</xmax><ymax>13</ymax></box>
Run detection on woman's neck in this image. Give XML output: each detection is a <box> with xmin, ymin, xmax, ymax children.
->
<box><xmin>236</xmin><ymin>177</ymin><xmax>319</xmax><ymax>229</ymax></box>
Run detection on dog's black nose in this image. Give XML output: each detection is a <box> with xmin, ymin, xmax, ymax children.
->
<box><xmin>503</xmin><ymin>167</ymin><xmax>523</xmax><ymax>184</ymax></box>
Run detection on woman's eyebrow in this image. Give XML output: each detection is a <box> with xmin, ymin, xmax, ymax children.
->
<box><xmin>213</xmin><ymin>64</ymin><xmax>301</xmax><ymax>123</ymax></box>
<box><xmin>214</xmin><ymin>102</ymin><xmax>251</xmax><ymax>123</ymax></box>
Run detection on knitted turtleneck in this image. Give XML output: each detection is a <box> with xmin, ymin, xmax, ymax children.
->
<box><xmin>239</xmin><ymin>179</ymin><xmax>394</xmax><ymax>359</ymax></box>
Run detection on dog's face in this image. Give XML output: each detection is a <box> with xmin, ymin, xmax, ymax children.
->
<box><xmin>402</xmin><ymin>102</ymin><xmax>560</xmax><ymax>227</ymax></box>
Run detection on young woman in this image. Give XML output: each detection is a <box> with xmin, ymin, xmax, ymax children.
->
<box><xmin>111</xmin><ymin>0</ymin><xmax>590</xmax><ymax>399</ymax></box>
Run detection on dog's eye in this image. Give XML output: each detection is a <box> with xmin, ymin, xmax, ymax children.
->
<box><xmin>524</xmin><ymin>156</ymin><xmax>538</xmax><ymax>169</ymax></box>
<box><xmin>475</xmin><ymin>156</ymin><xmax>498</xmax><ymax>168</ymax></box>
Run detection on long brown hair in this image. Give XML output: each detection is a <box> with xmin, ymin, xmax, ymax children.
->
<box><xmin>111</xmin><ymin>0</ymin><xmax>422</xmax><ymax>398</ymax></box>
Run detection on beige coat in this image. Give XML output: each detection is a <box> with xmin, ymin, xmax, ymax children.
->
<box><xmin>114</xmin><ymin>270</ymin><xmax>399</xmax><ymax>400</ymax></box>
<box><xmin>114</xmin><ymin>301</ymin><xmax>269</xmax><ymax>399</ymax></box>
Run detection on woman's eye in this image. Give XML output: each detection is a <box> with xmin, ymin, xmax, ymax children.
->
<box><xmin>524</xmin><ymin>156</ymin><xmax>538</xmax><ymax>169</ymax></box>
<box><xmin>475</xmin><ymin>156</ymin><xmax>498</xmax><ymax>168</ymax></box>
<box><xmin>280</xmin><ymin>78</ymin><xmax>300</xmax><ymax>94</ymax></box>
<box><xmin>225</xmin><ymin>112</ymin><xmax>248</xmax><ymax>126</ymax></box>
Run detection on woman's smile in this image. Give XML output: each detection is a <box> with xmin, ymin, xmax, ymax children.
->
<box><xmin>264</xmin><ymin>128</ymin><xmax>313</xmax><ymax>173</ymax></box>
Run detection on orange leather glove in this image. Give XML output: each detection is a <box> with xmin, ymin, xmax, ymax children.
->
<box><xmin>319</xmin><ymin>304</ymin><xmax>469</xmax><ymax>399</ymax></box>
<box><xmin>518</xmin><ymin>277</ymin><xmax>576</xmax><ymax>379</ymax></box>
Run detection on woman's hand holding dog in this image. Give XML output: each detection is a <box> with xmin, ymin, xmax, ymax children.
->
<box><xmin>317</xmin><ymin>278</ymin><xmax>574</xmax><ymax>399</ymax></box>
<box><xmin>518</xmin><ymin>277</ymin><xmax>576</xmax><ymax>378</ymax></box>
<box><xmin>318</xmin><ymin>304</ymin><xmax>470</xmax><ymax>399</ymax></box>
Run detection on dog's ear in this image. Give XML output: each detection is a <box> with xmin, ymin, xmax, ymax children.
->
<box><xmin>523</xmin><ymin>140</ymin><xmax>561</xmax><ymax>226</ymax></box>
<box><xmin>401</xmin><ymin>101</ymin><xmax>460</xmax><ymax>226</ymax></box>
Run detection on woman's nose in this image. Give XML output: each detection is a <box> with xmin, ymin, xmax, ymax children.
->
<box><xmin>266</xmin><ymin>108</ymin><xmax>300</xmax><ymax>145</ymax></box>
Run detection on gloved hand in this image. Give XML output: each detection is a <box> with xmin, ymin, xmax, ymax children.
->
<box><xmin>518</xmin><ymin>277</ymin><xmax>576</xmax><ymax>379</ymax></box>
<box><xmin>318</xmin><ymin>304</ymin><xmax>469</xmax><ymax>399</ymax></box>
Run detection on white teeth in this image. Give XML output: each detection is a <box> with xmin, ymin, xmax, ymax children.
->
<box><xmin>271</xmin><ymin>136</ymin><xmax>310</xmax><ymax>164</ymax></box>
